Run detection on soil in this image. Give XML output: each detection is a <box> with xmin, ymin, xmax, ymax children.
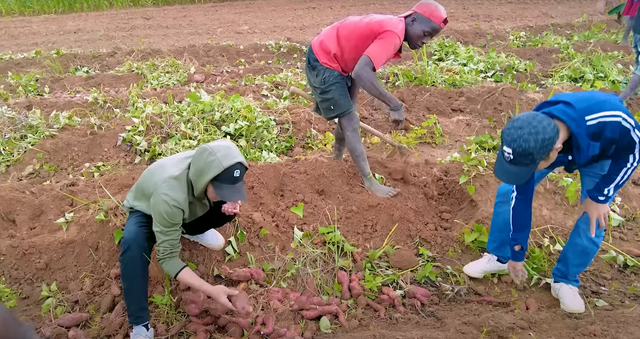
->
<box><xmin>2</xmin><ymin>1</ymin><xmax>640</xmax><ymax>339</ymax></box>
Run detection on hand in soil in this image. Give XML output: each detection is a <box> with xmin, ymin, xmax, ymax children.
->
<box><xmin>207</xmin><ymin>285</ymin><xmax>239</xmax><ymax>311</ymax></box>
<box><xmin>389</xmin><ymin>104</ymin><xmax>405</xmax><ymax>126</ymax></box>
<box><xmin>364</xmin><ymin>175</ymin><xmax>398</xmax><ymax>198</ymax></box>
<box><xmin>508</xmin><ymin>260</ymin><xmax>527</xmax><ymax>284</ymax></box>
<box><xmin>222</xmin><ymin>201</ymin><xmax>241</xmax><ymax>215</ymax></box>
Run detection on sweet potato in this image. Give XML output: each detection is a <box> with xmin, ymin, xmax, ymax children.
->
<box><xmin>303</xmin><ymin>277</ymin><xmax>318</xmax><ymax>297</ymax></box>
<box><xmin>349</xmin><ymin>274</ymin><xmax>363</xmax><ymax>298</ymax></box>
<box><xmin>356</xmin><ymin>295</ymin><xmax>368</xmax><ymax>309</ymax></box>
<box><xmin>375</xmin><ymin>295</ymin><xmax>392</xmax><ymax>307</ymax></box>
<box><xmin>166</xmin><ymin>320</ymin><xmax>188</xmax><ymax>337</ymax></box>
<box><xmin>353</xmin><ymin>250</ymin><xmax>363</xmax><ymax>263</ymax></box>
<box><xmin>407</xmin><ymin>298</ymin><xmax>421</xmax><ymax>308</ymax></box>
<box><xmin>381</xmin><ymin>287</ymin><xmax>406</xmax><ymax>314</ymax></box>
<box><xmin>196</xmin><ymin>330</ymin><xmax>208</xmax><ymax>339</ymax></box>
<box><xmin>405</xmin><ymin>285</ymin><xmax>431</xmax><ymax>305</ymax></box>
<box><xmin>204</xmin><ymin>298</ymin><xmax>231</xmax><ymax>316</ymax></box>
<box><xmin>287</xmin><ymin>324</ymin><xmax>303</xmax><ymax>337</ymax></box>
<box><xmin>249</xmin><ymin>268</ymin><xmax>267</xmax><ymax>284</ymax></box>
<box><xmin>109</xmin><ymin>268</ymin><xmax>121</xmax><ymax>280</ymax></box>
<box><xmin>101</xmin><ymin>317</ymin><xmax>124</xmax><ymax>337</ymax></box>
<box><xmin>217</xmin><ymin>316</ymin><xmax>229</xmax><ymax>327</ymax></box>
<box><xmin>68</xmin><ymin>327</ymin><xmax>87</xmax><ymax>339</ymax></box>
<box><xmin>291</xmin><ymin>295</ymin><xmax>308</xmax><ymax>311</ymax></box>
<box><xmin>328</xmin><ymin>297</ymin><xmax>340</xmax><ymax>307</ymax></box>
<box><xmin>263</xmin><ymin>315</ymin><xmax>275</xmax><ymax>335</ymax></box>
<box><xmin>300</xmin><ymin>305</ymin><xmax>340</xmax><ymax>320</ymax></box>
<box><xmin>109</xmin><ymin>301</ymin><xmax>125</xmax><ymax>323</ymax></box>
<box><xmin>229</xmin><ymin>289</ymin><xmax>253</xmax><ymax>316</ymax></box>
<box><xmin>309</xmin><ymin>297</ymin><xmax>326</xmax><ymax>307</ymax></box>
<box><xmin>524</xmin><ymin>297</ymin><xmax>538</xmax><ymax>312</ymax></box>
<box><xmin>356</xmin><ymin>271</ymin><xmax>365</xmax><ymax>280</ymax></box>
<box><xmin>225</xmin><ymin>323</ymin><xmax>243</xmax><ymax>338</ymax></box>
<box><xmin>337</xmin><ymin>271</ymin><xmax>350</xmax><ymax>300</ymax></box>
<box><xmin>366</xmin><ymin>299</ymin><xmax>386</xmax><ymax>318</ymax></box>
<box><xmin>110</xmin><ymin>284</ymin><xmax>122</xmax><ymax>297</ymax></box>
<box><xmin>55</xmin><ymin>313</ymin><xmax>91</xmax><ymax>328</ymax></box>
<box><xmin>178</xmin><ymin>282</ymin><xmax>189</xmax><ymax>291</ymax></box>
<box><xmin>250</xmin><ymin>316</ymin><xmax>264</xmax><ymax>335</ymax></box>
<box><xmin>270</xmin><ymin>328</ymin><xmax>288</xmax><ymax>339</ymax></box>
<box><xmin>303</xmin><ymin>321</ymin><xmax>318</xmax><ymax>339</ymax></box>
<box><xmin>99</xmin><ymin>294</ymin><xmax>115</xmax><ymax>316</ymax></box>
<box><xmin>288</xmin><ymin>291</ymin><xmax>302</xmax><ymax>302</ymax></box>
<box><xmin>220</xmin><ymin>315</ymin><xmax>251</xmax><ymax>331</ymax></box>
<box><xmin>187</xmin><ymin>322</ymin><xmax>208</xmax><ymax>333</ymax></box>
<box><xmin>220</xmin><ymin>266</ymin><xmax>252</xmax><ymax>282</ymax></box>
<box><xmin>182</xmin><ymin>291</ymin><xmax>207</xmax><ymax>316</ymax></box>
<box><xmin>156</xmin><ymin>324</ymin><xmax>167</xmax><ymax>336</ymax></box>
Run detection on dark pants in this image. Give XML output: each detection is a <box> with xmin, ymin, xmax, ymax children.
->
<box><xmin>119</xmin><ymin>201</ymin><xmax>234</xmax><ymax>326</ymax></box>
<box><xmin>305</xmin><ymin>45</ymin><xmax>355</xmax><ymax>121</ymax></box>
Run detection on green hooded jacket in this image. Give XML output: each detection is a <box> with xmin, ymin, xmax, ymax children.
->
<box><xmin>123</xmin><ymin>139</ymin><xmax>248</xmax><ymax>278</ymax></box>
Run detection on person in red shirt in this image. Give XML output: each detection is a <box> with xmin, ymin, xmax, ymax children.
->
<box><xmin>305</xmin><ymin>0</ymin><xmax>448</xmax><ymax>198</ymax></box>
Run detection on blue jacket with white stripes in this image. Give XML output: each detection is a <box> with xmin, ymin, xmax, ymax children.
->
<box><xmin>508</xmin><ymin>91</ymin><xmax>640</xmax><ymax>262</ymax></box>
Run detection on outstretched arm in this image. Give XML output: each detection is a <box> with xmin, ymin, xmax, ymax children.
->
<box><xmin>352</xmin><ymin>56</ymin><xmax>401</xmax><ymax>110</ymax></box>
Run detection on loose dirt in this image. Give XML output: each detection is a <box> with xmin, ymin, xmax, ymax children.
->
<box><xmin>1</xmin><ymin>1</ymin><xmax>640</xmax><ymax>339</ymax></box>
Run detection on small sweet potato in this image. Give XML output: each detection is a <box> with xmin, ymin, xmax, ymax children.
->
<box><xmin>328</xmin><ymin>297</ymin><xmax>340</xmax><ymax>307</ymax></box>
<box><xmin>356</xmin><ymin>295</ymin><xmax>368</xmax><ymax>309</ymax></box>
<box><xmin>225</xmin><ymin>323</ymin><xmax>243</xmax><ymax>338</ymax></box>
<box><xmin>270</xmin><ymin>328</ymin><xmax>288</xmax><ymax>339</ymax></box>
<box><xmin>287</xmin><ymin>291</ymin><xmax>302</xmax><ymax>302</ymax></box>
<box><xmin>109</xmin><ymin>268</ymin><xmax>121</xmax><ymax>280</ymax></box>
<box><xmin>109</xmin><ymin>301</ymin><xmax>125</xmax><ymax>323</ymax></box>
<box><xmin>221</xmin><ymin>315</ymin><xmax>251</xmax><ymax>331</ymax></box>
<box><xmin>406</xmin><ymin>298</ymin><xmax>421</xmax><ymax>308</ymax></box>
<box><xmin>196</xmin><ymin>330</ymin><xmax>208</xmax><ymax>339</ymax></box>
<box><xmin>524</xmin><ymin>297</ymin><xmax>538</xmax><ymax>312</ymax></box>
<box><xmin>375</xmin><ymin>295</ymin><xmax>392</xmax><ymax>307</ymax></box>
<box><xmin>68</xmin><ymin>327</ymin><xmax>87</xmax><ymax>339</ymax></box>
<box><xmin>250</xmin><ymin>316</ymin><xmax>264</xmax><ymax>335</ymax></box>
<box><xmin>381</xmin><ymin>287</ymin><xmax>406</xmax><ymax>314</ymax></box>
<box><xmin>337</xmin><ymin>271</ymin><xmax>350</xmax><ymax>300</ymax></box>
<box><xmin>217</xmin><ymin>316</ymin><xmax>229</xmax><ymax>327</ymax></box>
<box><xmin>356</xmin><ymin>271</ymin><xmax>365</xmax><ymax>280</ymax></box>
<box><xmin>349</xmin><ymin>274</ymin><xmax>363</xmax><ymax>298</ymax></box>
<box><xmin>303</xmin><ymin>277</ymin><xmax>318</xmax><ymax>297</ymax></box>
<box><xmin>353</xmin><ymin>250</ymin><xmax>363</xmax><ymax>263</ymax></box>
<box><xmin>309</xmin><ymin>297</ymin><xmax>326</xmax><ymax>307</ymax></box>
<box><xmin>300</xmin><ymin>305</ymin><xmax>340</xmax><ymax>320</ymax></box>
<box><xmin>263</xmin><ymin>315</ymin><xmax>275</xmax><ymax>335</ymax></box>
<box><xmin>366</xmin><ymin>299</ymin><xmax>386</xmax><ymax>318</ymax></box>
<box><xmin>303</xmin><ymin>321</ymin><xmax>318</xmax><ymax>339</ymax></box>
<box><xmin>204</xmin><ymin>298</ymin><xmax>231</xmax><ymax>316</ymax></box>
<box><xmin>110</xmin><ymin>284</ymin><xmax>122</xmax><ymax>297</ymax></box>
<box><xmin>220</xmin><ymin>266</ymin><xmax>252</xmax><ymax>282</ymax></box>
<box><xmin>249</xmin><ymin>268</ymin><xmax>267</xmax><ymax>284</ymax></box>
<box><xmin>187</xmin><ymin>322</ymin><xmax>207</xmax><ymax>333</ymax></box>
<box><xmin>405</xmin><ymin>285</ymin><xmax>431</xmax><ymax>305</ymax></box>
<box><xmin>229</xmin><ymin>289</ymin><xmax>253</xmax><ymax>316</ymax></box>
<box><xmin>99</xmin><ymin>294</ymin><xmax>115</xmax><ymax>316</ymax></box>
<box><xmin>291</xmin><ymin>295</ymin><xmax>308</xmax><ymax>311</ymax></box>
<box><xmin>287</xmin><ymin>324</ymin><xmax>302</xmax><ymax>337</ymax></box>
<box><xmin>55</xmin><ymin>313</ymin><xmax>91</xmax><ymax>328</ymax></box>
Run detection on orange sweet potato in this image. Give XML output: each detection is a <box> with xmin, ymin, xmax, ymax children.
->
<box><xmin>337</xmin><ymin>271</ymin><xmax>350</xmax><ymax>300</ymax></box>
<box><xmin>55</xmin><ymin>313</ymin><xmax>91</xmax><ymax>328</ymax></box>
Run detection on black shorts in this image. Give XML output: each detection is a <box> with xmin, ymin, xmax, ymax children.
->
<box><xmin>305</xmin><ymin>45</ymin><xmax>354</xmax><ymax>121</ymax></box>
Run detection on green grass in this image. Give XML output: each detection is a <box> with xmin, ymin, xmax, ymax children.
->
<box><xmin>0</xmin><ymin>106</ymin><xmax>57</xmax><ymax>172</ymax></box>
<box><xmin>117</xmin><ymin>57</ymin><xmax>192</xmax><ymax>89</ymax></box>
<box><xmin>0</xmin><ymin>277</ymin><xmax>19</xmax><ymax>308</ymax></box>
<box><xmin>121</xmin><ymin>86</ymin><xmax>296</xmax><ymax>162</ymax></box>
<box><xmin>0</xmin><ymin>0</ymin><xmax>227</xmax><ymax>16</ymax></box>
<box><xmin>380</xmin><ymin>38</ymin><xmax>536</xmax><ymax>89</ymax></box>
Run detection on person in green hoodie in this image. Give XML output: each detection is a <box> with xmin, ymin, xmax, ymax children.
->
<box><xmin>119</xmin><ymin>139</ymin><xmax>249</xmax><ymax>339</ymax></box>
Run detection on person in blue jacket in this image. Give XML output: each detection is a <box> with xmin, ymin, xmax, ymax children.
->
<box><xmin>463</xmin><ymin>91</ymin><xmax>640</xmax><ymax>314</ymax></box>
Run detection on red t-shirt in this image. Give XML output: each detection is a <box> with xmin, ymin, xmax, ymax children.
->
<box><xmin>311</xmin><ymin>14</ymin><xmax>405</xmax><ymax>76</ymax></box>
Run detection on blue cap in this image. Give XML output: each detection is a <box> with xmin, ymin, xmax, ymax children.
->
<box><xmin>494</xmin><ymin>112</ymin><xmax>559</xmax><ymax>185</ymax></box>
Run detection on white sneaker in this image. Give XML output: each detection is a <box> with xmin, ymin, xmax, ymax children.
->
<box><xmin>131</xmin><ymin>326</ymin><xmax>154</xmax><ymax>339</ymax></box>
<box><xmin>463</xmin><ymin>253</ymin><xmax>509</xmax><ymax>278</ymax></box>
<box><xmin>551</xmin><ymin>282</ymin><xmax>585</xmax><ymax>314</ymax></box>
<box><xmin>183</xmin><ymin>228</ymin><xmax>225</xmax><ymax>250</ymax></box>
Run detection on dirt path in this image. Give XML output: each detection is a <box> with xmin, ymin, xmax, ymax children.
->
<box><xmin>0</xmin><ymin>0</ymin><xmax>606</xmax><ymax>53</ymax></box>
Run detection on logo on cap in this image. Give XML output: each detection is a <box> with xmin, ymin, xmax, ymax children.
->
<box><xmin>502</xmin><ymin>146</ymin><xmax>513</xmax><ymax>162</ymax></box>
<box><xmin>233</xmin><ymin>169</ymin><xmax>240</xmax><ymax>177</ymax></box>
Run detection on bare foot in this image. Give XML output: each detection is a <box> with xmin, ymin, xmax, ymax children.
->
<box><xmin>363</xmin><ymin>176</ymin><xmax>399</xmax><ymax>198</ymax></box>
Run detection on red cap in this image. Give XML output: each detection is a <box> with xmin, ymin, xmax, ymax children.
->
<box><xmin>400</xmin><ymin>0</ymin><xmax>448</xmax><ymax>29</ymax></box>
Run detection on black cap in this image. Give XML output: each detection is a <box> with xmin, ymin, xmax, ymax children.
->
<box><xmin>210</xmin><ymin>162</ymin><xmax>247</xmax><ymax>202</ymax></box>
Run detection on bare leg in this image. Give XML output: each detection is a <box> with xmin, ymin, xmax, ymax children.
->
<box><xmin>333</xmin><ymin>123</ymin><xmax>346</xmax><ymax>160</ymax></box>
<box><xmin>622</xmin><ymin>16</ymin><xmax>633</xmax><ymax>45</ymax></box>
<box><xmin>339</xmin><ymin>111</ymin><xmax>398</xmax><ymax>198</ymax></box>
<box><xmin>620</xmin><ymin>74</ymin><xmax>640</xmax><ymax>101</ymax></box>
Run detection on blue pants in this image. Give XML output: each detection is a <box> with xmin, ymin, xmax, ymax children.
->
<box><xmin>487</xmin><ymin>160</ymin><xmax>614</xmax><ymax>287</ymax></box>
<box><xmin>119</xmin><ymin>202</ymin><xmax>234</xmax><ymax>326</ymax></box>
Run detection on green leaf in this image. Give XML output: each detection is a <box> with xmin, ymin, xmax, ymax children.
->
<box><xmin>40</xmin><ymin>283</ymin><xmax>50</xmax><ymax>299</ymax></box>
<box><xmin>41</xmin><ymin>298</ymin><xmax>53</xmax><ymax>315</ymax></box>
<box><xmin>225</xmin><ymin>244</ymin><xmax>236</xmax><ymax>256</ymax></box>
<box><xmin>290</xmin><ymin>202</ymin><xmax>304</xmax><ymax>218</ymax></box>
<box><xmin>50</xmin><ymin>282</ymin><xmax>57</xmax><ymax>292</ymax></box>
<box><xmin>319</xmin><ymin>316</ymin><xmax>332</xmax><ymax>333</ymax></box>
<box><xmin>463</xmin><ymin>229</ymin><xmax>479</xmax><ymax>245</ymax></box>
<box><xmin>113</xmin><ymin>229</ymin><xmax>123</xmax><ymax>245</ymax></box>
<box><xmin>459</xmin><ymin>174</ymin><xmax>468</xmax><ymax>184</ymax></box>
<box><xmin>609</xmin><ymin>211</ymin><xmax>625</xmax><ymax>227</ymax></box>
<box><xmin>95</xmin><ymin>212</ymin><xmax>107</xmax><ymax>222</ymax></box>
<box><xmin>594</xmin><ymin>299</ymin><xmax>609</xmax><ymax>307</ymax></box>
<box><xmin>343</xmin><ymin>242</ymin><xmax>357</xmax><ymax>253</ymax></box>
<box><xmin>467</xmin><ymin>185</ymin><xmax>476</xmax><ymax>195</ymax></box>
<box><xmin>599</xmin><ymin>250</ymin><xmax>617</xmax><ymax>262</ymax></box>
<box><xmin>237</xmin><ymin>229</ymin><xmax>246</xmax><ymax>244</ymax></box>
<box><xmin>187</xmin><ymin>262</ymin><xmax>197</xmax><ymax>270</ymax></box>
<box><xmin>262</xmin><ymin>262</ymin><xmax>271</xmax><ymax>272</ymax></box>
<box><xmin>293</xmin><ymin>226</ymin><xmax>304</xmax><ymax>244</ymax></box>
<box><xmin>229</xmin><ymin>237</ymin><xmax>238</xmax><ymax>252</ymax></box>
<box><xmin>259</xmin><ymin>228</ymin><xmax>269</xmax><ymax>238</ymax></box>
